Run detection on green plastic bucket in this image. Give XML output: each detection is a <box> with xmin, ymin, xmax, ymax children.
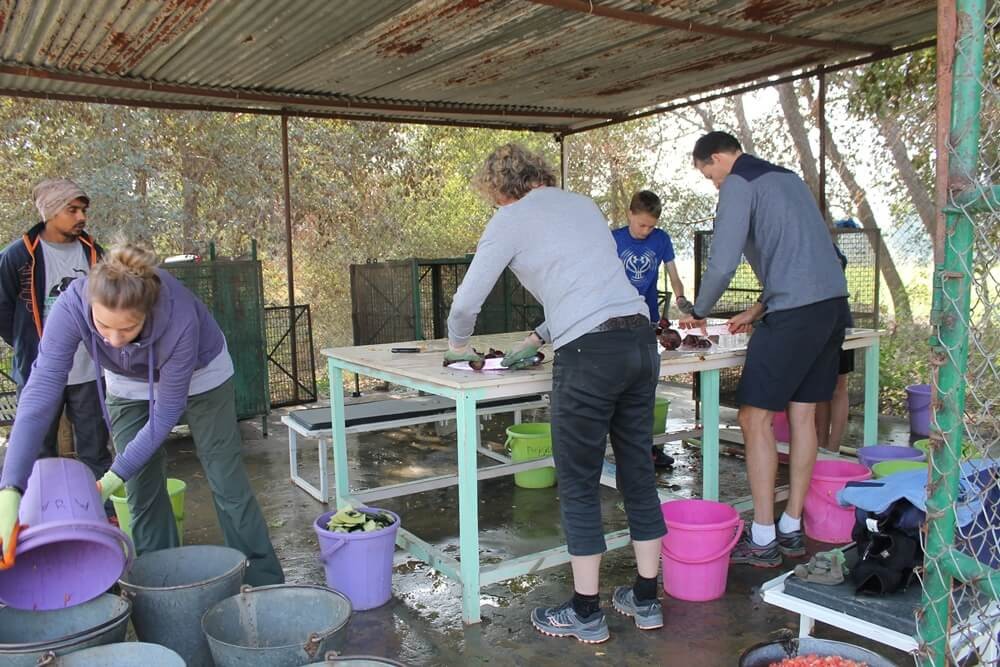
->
<box><xmin>913</xmin><ymin>438</ymin><xmax>975</xmax><ymax>460</ymax></box>
<box><xmin>111</xmin><ymin>478</ymin><xmax>187</xmax><ymax>545</ymax></box>
<box><xmin>872</xmin><ymin>460</ymin><xmax>928</xmax><ymax>479</ymax></box>
<box><xmin>506</xmin><ymin>423</ymin><xmax>555</xmax><ymax>489</ymax></box>
<box><xmin>653</xmin><ymin>397</ymin><xmax>670</xmax><ymax>435</ymax></box>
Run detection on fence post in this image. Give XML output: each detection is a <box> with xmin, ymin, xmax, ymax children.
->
<box><xmin>918</xmin><ymin>0</ymin><xmax>986</xmax><ymax>664</ymax></box>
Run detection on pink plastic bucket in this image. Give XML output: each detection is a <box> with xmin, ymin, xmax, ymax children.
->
<box><xmin>0</xmin><ymin>459</ymin><xmax>133</xmax><ymax>610</ymax></box>
<box><xmin>660</xmin><ymin>499</ymin><xmax>743</xmax><ymax>601</ymax></box>
<box><xmin>804</xmin><ymin>460</ymin><xmax>872</xmax><ymax>544</ymax></box>
<box><xmin>314</xmin><ymin>508</ymin><xmax>400</xmax><ymax>611</ymax></box>
<box><xmin>661</xmin><ymin>500</ymin><xmax>740</xmax><ymax>561</ymax></box>
<box><xmin>661</xmin><ymin>522</ymin><xmax>743</xmax><ymax>602</ymax></box>
<box><xmin>772</xmin><ymin>411</ymin><xmax>790</xmax><ymax>444</ymax></box>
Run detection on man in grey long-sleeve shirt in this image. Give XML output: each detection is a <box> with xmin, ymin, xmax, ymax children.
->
<box><xmin>446</xmin><ymin>143</ymin><xmax>667</xmax><ymax>643</ymax></box>
<box><xmin>680</xmin><ymin>131</ymin><xmax>850</xmax><ymax>568</ymax></box>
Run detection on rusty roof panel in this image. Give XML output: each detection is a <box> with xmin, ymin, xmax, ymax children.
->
<box><xmin>0</xmin><ymin>0</ymin><xmax>937</xmax><ymax>130</ymax></box>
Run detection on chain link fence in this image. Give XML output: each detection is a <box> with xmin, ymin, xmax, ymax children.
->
<box><xmin>917</xmin><ymin>1</ymin><xmax>1000</xmax><ymax>663</ymax></box>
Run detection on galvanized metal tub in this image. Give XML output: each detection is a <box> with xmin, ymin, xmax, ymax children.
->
<box><xmin>118</xmin><ymin>545</ymin><xmax>246</xmax><ymax>667</ymax></box>
<box><xmin>36</xmin><ymin>641</ymin><xmax>185</xmax><ymax>666</ymax></box>
<box><xmin>739</xmin><ymin>637</ymin><xmax>897</xmax><ymax>667</ymax></box>
<box><xmin>307</xmin><ymin>654</ymin><xmax>407</xmax><ymax>666</ymax></box>
<box><xmin>202</xmin><ymin>584</ymin><xmax>352</xmax><ymax>667</ymax></box>
<box><xmin>0</xmin><ymin>593</ymin><xmax>131</xmax><ymax>666</ymax></box>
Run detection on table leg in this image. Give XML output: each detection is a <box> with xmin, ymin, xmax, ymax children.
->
<box><xmin>863</xmin><ymin>339</ymin><xmax>880</xmax><ymax>446</ymax></box>
<box><xmin>328</xmin><ymin>359</ymin><xmax>351</xmax><ymax>508</ymax></box>
<box><xmin>456</xmin><ymin>390</ymin><xmax>482</xmax><ymax>624</ymax></box>
<box><xmin>798</xmin><ymin>614</ymin><xmax>816</xmax><ymax>637</ymax></box>
<box><xmin>700</xmin><ymin>369</ymin><xmax>720</xmax><ymax>501</ymax></box>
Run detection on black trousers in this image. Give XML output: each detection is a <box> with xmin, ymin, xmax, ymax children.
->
<box><xmin>30</xmin><ymin>379</ymin><xmax>112</xmax><ymax>480</ymax></box>
<box><xmin>550</xmin><ymin>324</ymin><xmax>667</xmax><ymax>556</ymax></box>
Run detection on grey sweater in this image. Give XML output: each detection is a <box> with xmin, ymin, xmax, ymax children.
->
<box><xmin>447</xmin><ymin>187</ymin><xmax>647</xmax><ymax>350</ymax></box>
<box><xmin>693</xmin><ymin>154</ymin><xmax>848</xmax><ymax>318</ymax></box>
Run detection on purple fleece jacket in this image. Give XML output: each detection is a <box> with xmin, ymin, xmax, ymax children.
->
<box><xmin>0</xmin><ymin>269</ymin><xmax>226</xmax><ymax>490</ymax></box>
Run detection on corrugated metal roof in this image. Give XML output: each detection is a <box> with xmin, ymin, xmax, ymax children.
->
<box><xmin>0</xmin><ymin>0</ymin><xmax>937</xmax><ymax>131</ymax></box>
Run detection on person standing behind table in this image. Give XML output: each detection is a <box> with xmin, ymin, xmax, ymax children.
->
<box><xmin>815</xmin><ymin>244</ymin><xmax>855</xmax><ymax>453</ymax></box>
<box><xmin>445</xmin><ymin>144</ymin><xmax>667</xmax><ymax>643</ymax></box>
<box><xmin>613</xmin><ymin>190</ymin><xmax>693</xmax><ymax>469</ymax></box>
<box><xmin>0</xmin><ymin>179</ymin><xmax>111</xmax><ymax>506</ymax></box>
<box><xmin>0</xmin><ymin>244</ymin><xmax>284</xmax><ymax>586</ymax></box>
<box><xmin>679</xmin><ymin>131</ymin><xmax>850</xmax><ymax>567</ymax></box>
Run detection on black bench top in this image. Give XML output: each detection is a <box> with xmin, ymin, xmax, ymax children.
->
<box><xmin>288</xmin><ymin>394</ymin><xmax>545</xmax><ymax>431</ymax></box>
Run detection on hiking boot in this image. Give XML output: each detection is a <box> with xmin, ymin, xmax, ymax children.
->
<box><xmin>652</xmin><ymin>446</ymin><xmax>675</xmax><ymax>468</ymax></box>
<box><xmin>530</xmin><ymin>600</ymin><xmax>610</xmax><ymax>644</ymax></box>
<box><xmin>730</xmin><ymin>529</ymin><xmax>783</xmax><ymax>568</ymax></box>
<box><xmin>611</xmin><ymin>585</ymin><xmax>663</xmax><ymax>630</ymax></box>
<box><xmin>777</xmin><ymin>527</ymin><xmax>806</xmax><ymax>557</ymax></box>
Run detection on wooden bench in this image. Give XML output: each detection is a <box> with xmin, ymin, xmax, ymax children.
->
<box><xmin>284</xmin><ymin>393</ymin><xmax>549</xmax><ymax>503</ymax></box>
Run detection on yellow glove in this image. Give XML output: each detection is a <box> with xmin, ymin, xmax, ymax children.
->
<box><xmin>0</xmin><ymin>487</ymin><xmax>22</xmax><ymax>569</ymax></box>
<box><xmin>97</xmin><ymin>471</ymin><xmax>124</xmax><ymax>503</ymax></box>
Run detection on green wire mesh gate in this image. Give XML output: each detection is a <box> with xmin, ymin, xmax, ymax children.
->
<box><xmin>917</xmin><ymin>1</ymin><xmax>1000</xmax><ymax>663</ymax></box>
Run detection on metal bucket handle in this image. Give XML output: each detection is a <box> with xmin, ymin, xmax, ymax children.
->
<box><xmin>36</xmin><ymin>652</ymin><xmax>56</xmax><ymax>666</ymax></box>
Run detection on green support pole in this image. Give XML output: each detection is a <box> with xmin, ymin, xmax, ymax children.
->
<box><xmin>699</xmin><ymin>369</ymin><xmax>720</xmax><ymax>501</ymax></box>
<box><xmin>328</xmin><ymin>358</ymin><xmax>351</xmax><ymax>508</ymax></box>
<box><xmin>863</xmin><ymin>339</ymin><xmax>880</xmax><ymax>445</ymax></box>
<box><xmin>918</xmin><ymin>1</ymin><xmax>986</xmax><ymax>664</ymax></box>
<box><xmin>454</xmin><ymin>390</ymin><xmax>482</xmax><ymax>624</ymax></box>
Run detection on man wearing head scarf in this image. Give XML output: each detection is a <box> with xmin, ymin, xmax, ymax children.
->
<box><xmin>0</xmin><ymin>179</ymin><xmax>110</xmax><ymax>504</ymax></box>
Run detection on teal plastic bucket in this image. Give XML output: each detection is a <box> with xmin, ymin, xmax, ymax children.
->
<box><xmin>506</xmin><ymin>423</ymin><xmax>555</xmax><ymax>489</ymax></box>
<box><xmin>653</xmin><ymin>397</ymin><xmax>670</xmax><ymax>435</ymax></box>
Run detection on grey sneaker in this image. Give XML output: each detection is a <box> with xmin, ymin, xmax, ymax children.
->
<box><xmin>730</xmin><ymin>529</ymin><xmax>783</xmax><ymax>568</ymax></box>
<box><xmin>777</xmin><ymin>527</ymin><xmax>806</xmax><ymax>557</ymax></box>
<box><xmin>530</xmin><ymin>600</ymin><xmax>610</xmax><ymax>644</ymax></box>
<box><xmin>612</xmin><ymin>585</ymin><xmax>663</xmax><ymax>630</ymax></box>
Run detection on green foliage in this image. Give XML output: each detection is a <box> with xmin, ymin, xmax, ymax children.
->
<box><xmin>879</xmin><ymin>321</ymin><xmax>933</xmax><ymax>415</ymax></box>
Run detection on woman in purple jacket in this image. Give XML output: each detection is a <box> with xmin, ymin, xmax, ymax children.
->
<box><xmin>0</xmin><ymin>245</ymin><xmax>283</xmax><ymax>585</ymax></box>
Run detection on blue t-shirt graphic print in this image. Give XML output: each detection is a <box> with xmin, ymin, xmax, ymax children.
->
<box><xmin>612</xmin><ymin>227</ymin><xmax>675</xmax><ymax>321</ymax></box>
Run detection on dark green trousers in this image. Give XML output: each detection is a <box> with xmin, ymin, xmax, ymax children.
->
<box><xmin>108</xmin><ymin>378</ymin><xmax>284</xmax><ymax>586</ymax></box>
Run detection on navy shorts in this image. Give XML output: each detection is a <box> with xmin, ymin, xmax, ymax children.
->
<box><xmin>737</xmin><ymin>297</ymin><xmax>851</xmax><ymax>411</ymax></box>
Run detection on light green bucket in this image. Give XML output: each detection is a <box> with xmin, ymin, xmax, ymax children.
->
<box><xmin>506</xmin><ymin>423</ymin><xmax>556</xmax><ymax>489</ymax></box>
<box><xmin>110</xmin><ymin>478</ymin><xmax>187</xmax><ymax>544</ymax></box>
<box><xmin>912</xmin><ymin>438</ymin><xmax>976</xmax><ymax>460</ymax></box>
<box><xmin>872</xmin><ymin>460</ymin><xmax>928</xmax><ymax>479</ymax></box>
<box><xmin>653</xmin><ymin>397</ymin><xmax>670</xmax><ymax>435</ymax></box>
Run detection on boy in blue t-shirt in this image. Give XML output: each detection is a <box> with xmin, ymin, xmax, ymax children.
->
<box><xmin>613</xmin><ymin>190</ymin><xmax>690</xmax><ymax>468</ymax></box>
<box><xmin>612</xmin><ymin>191</ymin><xmax>691</xmax><ymax>323</ymax></box>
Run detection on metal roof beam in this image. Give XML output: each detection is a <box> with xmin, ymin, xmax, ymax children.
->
<box><xmin>0</xmin><ymin>63</ymin><xmax>611</xmax><ymax>122</ymax></box>
<box><xmin>0</xmin><ymin>87</ymin><xmax>567</xmax><ymax>133</ymax></box>
<box><xmin>528</xmin><ymin>0</ymin><xmax>886</xmax><ymax>54</ymax></box>
<box><xmin>560</xmin><ymin>37</ymin><xmax>936</xmax><ymax>136</ymax></box>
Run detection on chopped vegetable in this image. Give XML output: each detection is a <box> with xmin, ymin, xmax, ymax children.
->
<box><xmin>326</xmin><ymin>505</ymin><xmax>396</xmax><ymax>533</ymax></box>
<box><xmin>768</xmin><ymin>656</ymin><xmax>868</xmax><ymax>667</ymax></box>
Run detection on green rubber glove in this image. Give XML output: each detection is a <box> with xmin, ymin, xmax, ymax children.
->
<box><xmin>501</xmin><ymin>335</ymin><xmax>541</xmax><ymax>370</ymax></box>
<box><xmin>443</xmin><ymin>346</ymin><xmax>484</xmax><ymax>367</ymax></box>
<box><xmin>0</xmin><ymin>487</ymin><xmax>22</xmax><ymax>566</ymax></box>
<box><xmin>97</xmin><ymin>471</ymin><xmax>124</xmax><ymax>503</ymax></box>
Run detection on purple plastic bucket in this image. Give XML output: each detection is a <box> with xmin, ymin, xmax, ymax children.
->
<box><xmin>906</xmin><ymin>384</ymin><xmax>932</xmax><ymax>436</ymax></box>
<box><xmin>0</xmin><ymin>459</ymin><xmax>133</xmax><ymax>610</ymax></box>
<box><xmin>314</xmin><ymin>509</ymin><xmax>400</xmax><ymax>611</ymax></box>
<box><xmin>856</xmin><ymin>445</ymin><xmax>926</xmax><ymax>469</ymax></box>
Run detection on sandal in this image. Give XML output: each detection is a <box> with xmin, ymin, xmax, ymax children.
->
<box><xmin>793</xmin><ymin>549</ymin><xmax>848</xmax><ymax>585</ymax></box>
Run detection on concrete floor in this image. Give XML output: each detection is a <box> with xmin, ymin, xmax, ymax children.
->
<box><xmin>12</xmin><ymin>385</ymin><xmax>918</xmax><ymax>666</ymax></box>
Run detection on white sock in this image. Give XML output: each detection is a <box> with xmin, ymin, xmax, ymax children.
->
<box><xmin>751</xmin><ymin>521</ymin><xmax>776</xmax><ymax>545</ymax></box>
<box><xmin>778</xmin><ymin>512</ymin><xmax>801</xmax><ymax>534</ymax></box>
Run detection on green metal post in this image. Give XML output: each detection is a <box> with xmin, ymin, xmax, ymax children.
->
<box><xmin>918</xmin><ymin>1</ymin><xmax>986</xmax><ymax>663</ymax></box>
<box><xmin>209</xmin><ymin>241</ymin><xmax>216</xmax><ymax>261</ymax></box>
<box><xmin>327</xmin><ymin>358</ymin><xmax>351</xmax><ymax>508</ymax></box>
<box><xmin>863</xmin><ymin>338</ymin><xmax>879</xmax><ymax>445</ymax></box>
<box><xmin>455</xmin><ymin>390</ymin><xmax>482</xmax><ymax>624</ymax></box>
<box><xmin>411</xmin><ymin>260</ymin><xmax>423</xmax><ymax>340</ymax></box>
<box><xmin>699</xmin><ymin>369</ymin><xmax>720</xmax><ymax>501</ymax></box>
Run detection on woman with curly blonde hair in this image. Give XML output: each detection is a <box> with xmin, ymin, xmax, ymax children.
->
<box><xmin>0</xmin><ymin>244</ymin><xmax>283</xmax><ymax>586</ymax></box>
<box><xmin>446</xmin><ymin>143</ymin><xmax>666</xmax><ymax>643</ymax></box>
